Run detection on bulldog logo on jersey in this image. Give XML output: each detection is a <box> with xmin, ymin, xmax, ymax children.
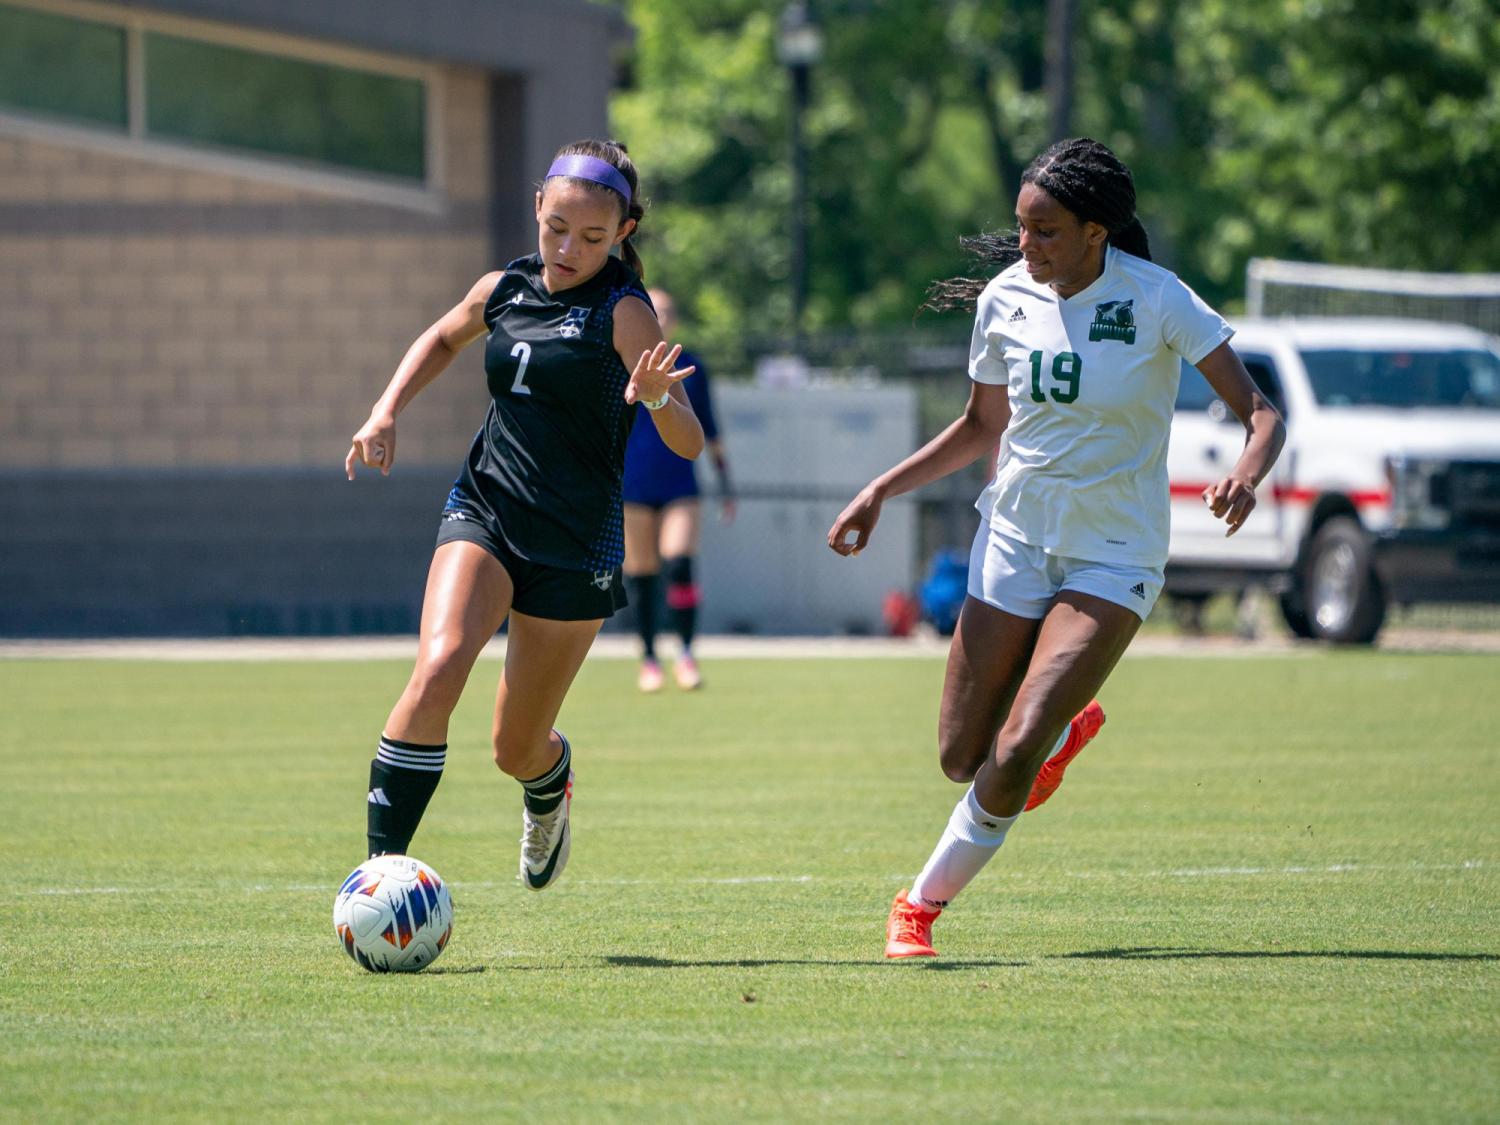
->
<box><xmin>1089</xmin><ymin>299</ymin><xmax>1137</xmax><ymax>344</ymax></box>
<box><xmin>559</xmin><ymin>306</ymin><xmax>591</xmax><ymax>339</ymax></box>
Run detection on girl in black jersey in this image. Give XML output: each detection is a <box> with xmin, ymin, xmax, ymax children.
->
<box><xmin>345</xmin><ymin>140</ymin><xmax>704</xmax><ymax>891</ymax></box>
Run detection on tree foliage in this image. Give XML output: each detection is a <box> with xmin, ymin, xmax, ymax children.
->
<box><xmin>609</xmin><ymin>0</ymin><xmax>1500</xmax><ymax>357</ymax></box>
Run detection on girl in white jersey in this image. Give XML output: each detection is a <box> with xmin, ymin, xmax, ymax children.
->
<box><xmin>828</xmin><ymin>138</ymin><xmax>1285</xmax><ymax>959</ymax></box>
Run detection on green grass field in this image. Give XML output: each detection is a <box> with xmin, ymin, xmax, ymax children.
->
<box><xmin>3</xmin><ymin>651</ymin><xmax>1497</xmax><ymax>1122</ymax></box>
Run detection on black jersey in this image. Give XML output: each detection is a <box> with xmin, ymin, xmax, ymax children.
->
<box><xmin>452</xmin><ymin>253</ymin><xmax>650</xmax><ymax>572</ymax></box>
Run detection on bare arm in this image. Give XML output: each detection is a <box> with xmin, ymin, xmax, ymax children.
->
<box><xmin>1193</xmin><ymin>340</ymin><xmax>1287</xmax><ymax>536</ymax></box>
<box><xmin>828</xmin><ymin>380</ymin><xmax>1011</xmax><ymax>556</ymax></box>
<box><xmin>708</xmin><ymin>437</ymin><xmax>736</xmax><ymax>523</ymax></box>
<box><xmin>614</xmin><ymin>295</ymin><xmax>704</xmax><ymax>460</ymax></box>
<box><xmin>345</xmin><ymin>271</ymin><xmax>500</xmax><ymax>479</ymax></box>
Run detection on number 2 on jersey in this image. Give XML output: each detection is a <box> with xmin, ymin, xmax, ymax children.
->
<box><xmin>1028</xmin><ymin>350</ymin><xmax>1082</xmax><ymax>404</ymax></box>
<box><xmin>510</xmin><ymin>341</ymin><xmax>532</xmax><ymax>396</ymax></box>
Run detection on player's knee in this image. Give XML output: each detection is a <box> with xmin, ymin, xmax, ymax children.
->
<box><xmin>662</xmin><ymin>555</ymin><xmax>700</xmax><ymax>609</ymax></box>
<box><xmin>407</xmin><ymin>638</ymin><xmax>471</xmax><ymax>711</ymax></box>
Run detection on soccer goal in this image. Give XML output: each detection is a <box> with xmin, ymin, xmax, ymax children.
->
<box><xmin>1246</xmin><ymin>258</ymin><xmax>1500</xmax><ymax>336</ymax></box>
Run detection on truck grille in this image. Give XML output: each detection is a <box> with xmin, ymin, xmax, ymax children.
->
<box><xmin>1445</xmin><ymin>460</ymin><xmax>1500</xmax><ymax>529</ymax></box>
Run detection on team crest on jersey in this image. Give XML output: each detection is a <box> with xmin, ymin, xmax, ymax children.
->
<box><xmin>591</xmin><ymin>569</ymin><xmax>614</xmax><ymax>591</ymax></box>
<box><xmin>1088</xmin><ymin>299</ymin><xmax>1136</xmax><ymax>344</ymax></box>
<box><xmin>559</xmin><ymin>306</ymin><xmax>591</xmax><ymax>339</ymax></box>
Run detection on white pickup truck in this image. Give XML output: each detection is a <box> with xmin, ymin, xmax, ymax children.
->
<box><xmin>1166</xmin><ymin>319</ymin><xmax>1500</xmax><ymax>643</ymax></box>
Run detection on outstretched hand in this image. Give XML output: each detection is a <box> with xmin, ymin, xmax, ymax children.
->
<box><xmin>625</xmin><ymin>341</ymin><xmax>695</xmax><ymax>405</ymax></box>
<box><xmin>828</xmin><ymin>486</ymin><xmax>883</xmax><ymax>557</ymax></box>
<box><xmin>1203</xmin><ymin>475</ymin><xmax>1256</xmax><ymax>536</ymax></box>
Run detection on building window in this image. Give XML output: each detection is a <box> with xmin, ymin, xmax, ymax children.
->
<box><xmin>144</xmin><ymin>33</ymin><xmax>425</xmax><ymax>181</ymax></box>
<box><xmin>0</xmin><ymin>4</ymin><xmax>127</xmax><ymax>130</ymax></box>
<box><xmin>0</xmin><ymin>1</ymin><xmax>432</xmax><ymax>196</ymax></box>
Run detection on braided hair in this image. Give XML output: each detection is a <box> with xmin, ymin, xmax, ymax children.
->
<box><xmin>924</xmin><ymin>137</ymin><xmax>1150</xmax><ymax>312</ymax></box>
<box><xmin>544</xmin><ymin>139</ymin><xmax>649</xmax><ymax>280</ymax></box>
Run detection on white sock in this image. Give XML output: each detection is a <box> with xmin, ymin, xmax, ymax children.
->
<box><xmin>908</xmin><ymin>786</ymin><xmax>1020</xmax><ymax>911</ymax></box>
<box><xmin>1043</xmin><ymin>724</ymin><xmax>1069</xmax><ymax>763</ymax></box>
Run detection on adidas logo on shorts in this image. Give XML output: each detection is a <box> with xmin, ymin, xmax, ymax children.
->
<box><xmin>1009</xmin><ymin>307</ymin><xmax>1026</xmax><ymax>322</ymax></box>
<box><xmin>1130</xmin><ymin>582</ymin><xmax>1146</xmax><ymax>599</ymax></box>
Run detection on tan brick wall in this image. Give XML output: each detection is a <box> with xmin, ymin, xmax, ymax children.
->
<box><xmin>0</xmin><ymin>66</ymin><xmax>501</xmax><ymax>470</ymax></box>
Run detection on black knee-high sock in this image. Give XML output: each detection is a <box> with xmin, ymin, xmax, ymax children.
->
<box><xmin>519</xmin><ymin>732</ymin><xmax>571</xmax><ymax>815</ymax></box>
<box><xmin>663</xmin><ymin>555</ymin><xmax>699</xmax><ymax>652</ymax></box>
<box><xmin>366</xmin><ymin>736</ymin><xmax>445</xmax><ymax>858</ymax></box>
<box><xmin>627</xmin><ymin>573</ymin><xmax>661</xmax><ymax>660</ymax></box>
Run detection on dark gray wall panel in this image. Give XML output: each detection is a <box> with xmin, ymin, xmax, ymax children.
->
<box><xmin>0</xmin><ymin>469</ymin><xmax>458</xmax><ymax>636</ymax></box>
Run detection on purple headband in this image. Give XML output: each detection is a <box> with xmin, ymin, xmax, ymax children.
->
<box><xmin>545</xmin><ymin>154</ymin><xmax>632</xmax><ymax>206</ymax></box>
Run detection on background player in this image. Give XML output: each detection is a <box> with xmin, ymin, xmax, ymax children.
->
<box><xmin>345</xmin><ymin>139</ymin><xmax>703</xmax><ymax>891</ymax></box>
<box><xmin>621</xmin><ymin>286</ymin><xmax>734</xmax><ymax>692</ymax></box>
<box><xmin>828</xmin><ymin>137</ymin><xmax>1285</xmax><ymax>958</ymax></box>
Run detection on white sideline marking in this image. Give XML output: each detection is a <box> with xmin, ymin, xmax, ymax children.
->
<box><xmin>0</xmin><ymin>634</ymin><xmax>1330</xmax><ymax>661</ymax></box>
<box><xmin>25</xmin><ymin>862</ymin><xmax>1483</xmax><ymax>898</ymax></box>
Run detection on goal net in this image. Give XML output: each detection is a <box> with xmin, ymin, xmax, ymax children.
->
<box><xmin>1246</xmin><ymin>258</ymin><xmax>1500</xmax><ymax>337</ymax></box>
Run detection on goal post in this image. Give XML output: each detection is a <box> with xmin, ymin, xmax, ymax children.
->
<box><xmin>1245</xmin><ymin>258</ymin><xmax>1500</xmax><ymax>336</ymax></box>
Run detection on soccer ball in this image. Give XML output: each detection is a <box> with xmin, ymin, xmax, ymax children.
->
<box><xmin>332</xmin><ymin>854</ymin><xmax>453</xmax><ymax>973</ymax></box>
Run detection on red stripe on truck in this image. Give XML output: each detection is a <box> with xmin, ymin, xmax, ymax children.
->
<box><xmin>1169</xmin><ymin>482</ymin><xmax>1391</xmax><ymax>507</ymax></box>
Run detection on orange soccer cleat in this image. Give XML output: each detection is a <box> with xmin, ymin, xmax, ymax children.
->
<box><xmin>885</xmin><ymin>889</ymin><xmax>942</xmax><ymax>959</ymax></box>
<box><xmin>1025</xmin><ymin>700</ymin><xmax>1106</xmax><ymax>811</ymax></box>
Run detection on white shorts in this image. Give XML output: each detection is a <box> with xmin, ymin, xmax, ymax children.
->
<box><xmin>966</xmin><ymin>519</ymin><xmax>1164</xmax><ymax>622</ymax></box>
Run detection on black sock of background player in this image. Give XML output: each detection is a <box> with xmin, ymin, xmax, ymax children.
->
<box><xmin>627</xmin><ymin>573</ymin><xmax>661</xmax><ymax>660</ymax></box>
<box><xmin>519</xmin><ymin>732</ymin><xmax>571</xmax><ymax>815</ymax></box>
<box><xmin>366</xmin><ymin>736</ymin><xmax>445</xmax><ymax>858</ymax></box>
<box><xmin>663</xmin><ymin>555</ymin><xmax>699</xmax><ymax>652</ymax></box>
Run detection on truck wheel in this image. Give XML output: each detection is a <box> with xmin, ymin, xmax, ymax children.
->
<box><xmin>1304</xmin><ymin>517</ymin><xmax>1386</xmax><ymax>644</ymax></box>
<box><xmin>1278</xmin><ymin>591</ymin><xmax>1315</xmax><ymax>639</ymax></box>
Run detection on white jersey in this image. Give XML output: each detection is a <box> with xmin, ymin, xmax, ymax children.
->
<box><xmin>969</xmin><ymin>245</ymin><xmax>1233</xmax><ymax>567</ymax></box>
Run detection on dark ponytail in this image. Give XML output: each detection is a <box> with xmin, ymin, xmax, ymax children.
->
<box><xmin>544</xmin><ymin>138</ymin><xmax>648</xmax><ymax>280</ymax></box>
<box><xmin>923</xmin><ymin>137</ymin><xmax>1149</xmax><ymax>313</ymax></box>
<box><xmin>1109</xmin><ymin>216</ymin><xmax>1151</xmax><ymax>261</ymax></box>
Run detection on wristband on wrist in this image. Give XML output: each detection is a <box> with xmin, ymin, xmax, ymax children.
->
<box><xmin>642</xmin><ymin>391</ymin><xmax>671</xmax><ymax>411</ymax></box>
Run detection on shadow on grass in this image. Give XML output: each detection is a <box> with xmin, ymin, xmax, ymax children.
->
<box><xmin>1058</xmin><ymin>946</ymin><xmax>1499</xmax><ymax>963</ymax></box>
<box><xmin>427</xmin><ymin>964</ymin><xmax>488</xmax><ymax>974</ymax></box>
<box><xmin>600</xmin><ymin>954</ymin><xmax>1027</xmax><ymax>970</ymax></box>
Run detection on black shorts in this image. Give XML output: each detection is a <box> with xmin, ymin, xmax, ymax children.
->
<box><xmin>435</xmin><ymin>509</ymin><xmax>627</xmax><ymax>622</ymax></box>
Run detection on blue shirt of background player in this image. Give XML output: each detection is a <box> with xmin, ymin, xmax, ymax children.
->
<box><xmin>621</xmin><ymin>350</ymin><xmax>720</xmax><ymax>507</ymax></box>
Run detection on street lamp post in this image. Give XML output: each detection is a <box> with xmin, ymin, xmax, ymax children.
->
<box><xmin>777</xmin><ymin>1</ymin><xmax>821</xmax><ymax>358</ymax></box>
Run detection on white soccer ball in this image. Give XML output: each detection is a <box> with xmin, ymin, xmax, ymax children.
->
<box><xmin>332</xmin><ymin>854</ymin><xmax>453</xmax><ymax>973</ymax></box>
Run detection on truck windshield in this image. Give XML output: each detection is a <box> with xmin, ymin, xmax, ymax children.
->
<box><xmin>1301</xmin><ymin>348</ymin><xmax>1500</xmax><ymax>409</ymax></box>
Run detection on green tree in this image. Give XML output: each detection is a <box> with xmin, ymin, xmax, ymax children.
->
<box><xmin>1179</xmin><ymin>0</ymin><xmax>1500</xmax><ymax>293</ymax></box>
<box><xmin>612</xmin><ymin>0</ymin><xmax>1056</xmax><ymax>360</ymax></box>
<box><xmin>610</xmin><ymin>0</ymin><xmax>1500</xmax><ymax>354</ymax></box>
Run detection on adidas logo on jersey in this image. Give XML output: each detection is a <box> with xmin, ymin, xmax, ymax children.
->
<box><xmin>1130</xmin><ymin>582</ymin><xmax>1146</xmax><ymax>599</ymax></box>
<box><xmin>368</xmin><ymin>788</ymin><xmax>392</xmax><ymax>806</ymax></box>
<box><xmin>1009</xmin><ymin>307</ymin><xmax>1026</xmax><ymax>322</ymax></box>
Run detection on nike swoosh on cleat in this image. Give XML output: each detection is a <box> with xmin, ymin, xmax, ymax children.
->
<box><xmin>524</xmin><ymin>824</ymin><xmax>569</xmax><ymax>889</ymax></box>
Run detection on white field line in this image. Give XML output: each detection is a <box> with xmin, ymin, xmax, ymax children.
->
<box><xmin>0</xmin><ymin>634</ymin><xmax>1324</xmax><ymax>661</ymax></box>
<box><xmin>7</xmin><ymin>632</ymin><xmax>1498</xmax><ymax>661</ymax></box>
<box><xmin>25</xmin><ymin>861</ymin><xmax>1485</xmax><ymax>898</ymax></box>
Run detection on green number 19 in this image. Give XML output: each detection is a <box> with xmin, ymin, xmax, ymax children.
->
<box><xmin>1028</xmin><ymin>350</ymin><xmax>1083</xmax><ymax>404</ymax></box>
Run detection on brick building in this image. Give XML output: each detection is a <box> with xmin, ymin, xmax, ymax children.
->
<box><xmin>0</xmin><ymin>0</ymin><xmax>629</xmax><ymax>634</ymax></box>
